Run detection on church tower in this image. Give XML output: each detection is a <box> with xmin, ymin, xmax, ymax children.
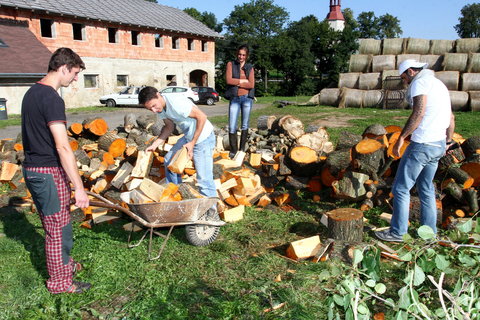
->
<box><xmin>326</xmin><ymin>0</ymin><xmax>345</xmax><ymax>31</ymax></box>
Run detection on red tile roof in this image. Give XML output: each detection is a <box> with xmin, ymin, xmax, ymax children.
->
<box><xmin>0</xmin><ymin>20</ymin><xmax>52</xmax><ymax>74</ymax></box>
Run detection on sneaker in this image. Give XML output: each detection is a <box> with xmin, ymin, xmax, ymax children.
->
<box><xmin>374</xmin><ymin>229</ymin><xmax>403</xmax><ymax>242</ymax></box>
<box><xmin>66</xmin><ymin>280</ymin><xmax>91</xmax><ymax>294</ymax></box>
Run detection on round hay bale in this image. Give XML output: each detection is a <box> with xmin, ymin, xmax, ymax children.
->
<box><xmin>382</xmin><ymin>38</ymin><xmax>405</xmax><ymax>55</ymax></box>
<box><xmin>430</xmin><ymin>40</ymin><xmax>455</xmax><ymax>55</ymax></box>
<box><xmin>469</xmin><ymin>91</ymin><xmax>480</xmax><ymax>112</ymax></box>
<box><xmin>308</xmin><ymin>93</ymin><xmax>320</xmax><ymax>104</ymax></box>
<box><xmin>359</xmin><ymin>38</ymin><xmax>382</xmax><ymax>55</ymax></box>
<box><xmin>338</xmin><ymin>73</ymin><xmax>360</xmax><ymax>89</ymax></box>
<box><xmin>435</xmin><ymin>71</ymin><xmax>459</xmax><ymax>91</ymax></box>
<box><xmin>363</xmin><ymin>90</ymin><xmax>382</xmax><ymax>108</ymax></box>
<box><xmin>319</xmin><ymin>88</ymin><xmax>341</xmax><ymax>107</ymax></box>
<box><xmin>443</xmin><ymin>53</ymin><xmax>468</xmax><ymax>72</ymax></box>
<box><xmin>339</xmin><ymin>88</ymin><xmax>363</xmax><ymax>108</ymax></box>
<box><xmin>449</xmin><ymin>91</ymin><xmax>469</xmax><ymax>111</ymax></box>
<box><xmin>461</xmin><ymin>73</ymin><xmax>480</xmax><ymax>91</ymax></box>
<box><xmin>456</xmin><ymin>38</ymin><xmax>480</xmax><ymax>53</ymax></box>
<box><xmin>419</xmin><ymin>55</ymin><xmax>443</xmax><ymax>71</ymax></box>
<box><xmin>396</xmin><ymin>54</ymin><xmax>421</xmax><ymax>68</ymax></box>
<box><xmin>372</xmin><ymin>55</ymin><xmax>396</xmax><ymax>72</ymax></box>
<box><xmin>405</xmin><ymin>38</ymin><xmax>430</xmax><ymax>54</ymax></box>
<box><xmin>382</xmin><ymin>70</ymin><xmax>404</xmax><ymax>90</ymax></box>
<box><xmin>467</xmin><ymin>53</ymin><xmax>480</xmax><ymax>73</ymax></box>
<box><xmin>359</xmin><ymin>73</ymin><xmax>381</xmax><ymax>90</ymax></box>
<box><xmin>349</xmin><ymin>54</ymin><xmax>372</xmax><ymax>73</ymax></box>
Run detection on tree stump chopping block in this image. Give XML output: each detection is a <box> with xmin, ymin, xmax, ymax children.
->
<box><xmin>327</xmin><ymin>208</ymin><xmax>364</xmax><ymax>242</ymax></box>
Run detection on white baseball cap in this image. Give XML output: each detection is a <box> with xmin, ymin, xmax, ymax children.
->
<box><xmin>398</xmin><ymin>59</ymin><xmax>428</xmax><ymax>76</ymax></box>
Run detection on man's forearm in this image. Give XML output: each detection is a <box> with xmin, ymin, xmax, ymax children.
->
<box><xmin>446</xmin><ymin>113</ymin><xmax>455</xmax><ymax>141</ymax></box>
<box><xmin>400</xmin><ymin>95</ymin><xmax>426</xmax><ymax>139</ymax></box>
<box><xmin>57</xmin><ymin>147</ymin><xmax>84</xmax><ymax>190</ymax></box>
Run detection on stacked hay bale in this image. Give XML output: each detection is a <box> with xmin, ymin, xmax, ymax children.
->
<box><xmin>317</xmin><ymin>37</ymin><xmax>480</xmax><ymax>111</ymax></box>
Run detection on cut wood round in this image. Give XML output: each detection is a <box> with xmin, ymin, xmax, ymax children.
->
<box><xmin>460</xmin><ymin>162</ymin><xmax>480</xmax><ymax>187</ymax></box>
<box><xmin>98</xmin><ymin>150</ymin><xmax>115</xmax><ymax>166</ymax></box>
<box><xmin>429</xmin><ymin>40</ymin><xmax>455</xmax><ymax>55</ymax></box>
<box><xmin>277</xmin><ymin>115</ymin><xmax>304</xmax><ymax>140</ymax></box>
<box><xmin>455</xmin><ymin>38</ymin><xmax>480</xmax><ymax>53</ymax></box>
<box><xmin>419</xmin><ymin>54</ymin><xmax>443</xmax><ymax>71</ymax></box>
<box><xmin>257</xmin><ymin>115</ymin><xmax>277</xmax><ymax>130</ymax></box>
<box><xmin>461</xmin><ymin>136</ymin><xmax>480</xmax><ymax>158</ymax></box>
<box><xmin>98</xmin><ymin>131</ymin><xmax>127</xmax><ymax>158</ymax></box>
<box><xmin>384</xmin><ymin>125</ymin><xmax>402</xmax><ymax>134</ymax></box>
<box><xmin>68</xmin><ymin>123</ymin><xmax>83</xmax><ymax>136</ymax></box>
<box><xmin>446</xmin><ymin>167</ymin><xmax>474</xmax><ymax>189</ymax></box>
<box><xmin>288</xmin><ymin>146</ymin><xmax>321</xmax><ymax>176</ymax></box>
<box><xmin>461</xmin><ymin>73</ymin><xmax>480</xmax><ymax>91</ymax></box>
<box><xmin>354</xmin><ymin>138</ymin><xmax>383</xmax><ymax>154</ymax></box>
<box><xmin>449</xmin><ymin>91</ymin><xmax>469</xmax><ymax>111</ymax></box>
<box><xmin>387</xmin><ymin>132</ymin><xmax>410</xmax><ymax>159</ymax></box>
<box><xmin>327</xmin><ymin>208</ymin><xmax>364</xmax><ymax>242</ymax></box>
<box><xmin>338</xmin><ymin>73</ymin><xmax>360</xmax><ymax>89</ymax></box>
<box><xmin>372</xmin><ymin>55</ymin><xmax>396</xmax><ymax>72</ymax></box>
<box><xmin>358</xmin><ymin>73</ymin><xmax>381</xmax><ymax>90</ymax></box>
<box><xmin>318</xmin><ymin>88</ymin><xmax>341</xmax><ymax>107</ymax></box>
<box><xmin>295</xmin><ymin>132</ymin><xmax>329</xmax><ymax>154</ymax></box>
<box><xmin>349</xmin><ymin>55</ymin><xmax>372</xmax><ymax>73</ymax></box>
<box><xmin>82</xmin><ymin>117</ymin><xmax>108</xmax><ymax>136</ymax></box>
<box><xmin>358</xmin><ymin>38</ymin><xmax>381</xmax><ymax>55</ymax></box>
<box><xmin>123</xmin><ymin>113</ymin><xmax>137</xmax><ymax>133</ymax></box>
<box><xmin>382</xmin><ymin>38</ymin><xmax>405</xmax><ymax>55</ymax></box>
<box><xmin>469</xmin><ymin>91</ymin><xmax>480</xmax><ymax>112</ymax></box>
<box><xmin>443</xmin><ymin>53</ymin><xmax>468</xmax><ymax>72</ymax></box>
<box><xmin>435</xmin><ymin>71</ymin><xmax>459</xmax><ymax>91</ymax></box>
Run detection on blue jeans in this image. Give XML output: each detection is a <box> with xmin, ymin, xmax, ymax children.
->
<box><xmin>164</xmin><ymin>133</ymin><xmax>217</xmax><ymax>198</ymax></box>
<box><xmin>229</xmin><ymin>95</ymin><xmax>253</xmax><ymax>133</ymax></box>
<box><xmin>390</xmin><ymin>140</ymin><xmax>446</xmax><ymax>236</ymax></box>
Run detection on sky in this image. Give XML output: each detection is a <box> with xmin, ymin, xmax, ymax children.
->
<box><xmin>159</xmin><ymin>0</ymin><xmax>476</xmax><ymax>40</ymax></box>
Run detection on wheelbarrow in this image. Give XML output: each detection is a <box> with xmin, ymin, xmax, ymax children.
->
<box><xmin>84</xmin><ymin>191</ymin><xmax>226</xmax><ymax>260</ymax></box>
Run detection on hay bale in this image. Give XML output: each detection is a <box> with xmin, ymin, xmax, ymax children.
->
<box><xmin>456</xmin><ymin>38</ymin><xmax>480</xmax><ymax>53</ymax></box>
<box><xmin>363</xmin><ymin>90</ymin><xmax>382</xmax><ymax>108</ymax></box>
<box><xmin>419</xmin><ymin>55</ymin><xmax>443</xmax><ymax>71</ymax></box>
<box><xmin>359</xmin><ymin>38</ymin><xmax>382</xmax><ymax>55</ymax></box>
<box><xmin>449</xmin><ymin>91</ymin><xmax>469</xmax><ymax>111</ymax></box>
<box><xmin>462</xmin><ymin>73</ymin><xmax>480</xmax><ymax>91</ymax></box>
<box><xmin>359</xmin><ymin>73</ymin><xmax>381</xmax><ymax>90</ymax></box>
<box><xmin>338</xmin><ymin>73</ymin><xmax>361</xmax><ymax>89</ymax></box>
<box><xmin>339</xmin><ymin>88</ymin><xmax>364</xmax><ymax>108</ymax></box>
<box><xmin>469</xmin><ymin>91</ymin><xmax>480</xmax><ymax>112</ymax></box>
<box><xmin>396</xmin><ymin>54</ymin><xmax>421</xmax><ymax>68</ymax></box>
<box><xmin>467</xmin><ymin>53</ymin><xmax>480</xmax><ymax>73</ymax></box>
<box><xmin>443</xmin><ymin>53</ymin><xmax>468</xmax><ymax>72</ymax></box>
<box><xmin>319</xmin><ymin>88</ymin><xmax>341</xmax><ymax>107</ymax></box>
<box><xmin>382</xmin><ymin>70</ymin><xmax>404</xmax><ymax>90</ymax></box>
<box><xmin>405</xmin><ymin>38</ymin><xmax>430</xmax><ymax>54</ymax></box>
<box><xmin>372</xmin><ymin>55</ymin><xmax>396</xmax><ymax>72</ymax></box>
<box><xmin>430</xmin><ymin>40</ymin><xmax>456</xmax><ymax>55</ymax></box>
<box><xmin>435</xmin><ymin>71</ymin><xmax>459</xmax><ymax>91</ymax></box>
<box><xmin>382</xmin><ymin>38</ymin><xmax>405</xmax><ymax>55</ymax></box>
<box><xmin>308</xmin><ymin>93</ymin><xmax>320</xmax><ymax>104</ymax></box>
<box><xmin>349</xmin><ymin>54</ymin><xmax>372</xmax><ymax>73</ymax></box>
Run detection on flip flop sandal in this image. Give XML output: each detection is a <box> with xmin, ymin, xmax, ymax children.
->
<box><xmin>66</xmin><ymin>280</ymin><xmax>91</xmax><ymax>294</ymax></box>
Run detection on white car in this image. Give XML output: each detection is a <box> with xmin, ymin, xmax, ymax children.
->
<box><xmin>99</xmin><ymin>85</ymin><xmax>144</xmax><ymax>107</ymax></box>
<box><xmin>160</xmin><ymin>86</ymin><xmax>199</xmax><ymax>103</ymax></box>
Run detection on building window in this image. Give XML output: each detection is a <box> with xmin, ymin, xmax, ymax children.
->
<box><xmin>117</xmin><ymin>75</ymin><xmax>129</xmax><ymax>87</ymax></box>
<box><xmin>40</xmin><ymin>19</ymin><xmax>55</xmax><ymax>38</ymax></box>
<box><xmin>202</xmin><ymin>40</ymin><xmax>208</xmax><ymax>52</ymax></box>
<box><xmin>84</xmin><ymin>75</ymin><xmax>98</xmax><ymax>88</ymax></box>
<box><xmin>187</xmin><ymin>38</ymin><xmax>194</xmax><ymax>51</ymax></box>
<box><xmin>167</xmin><ymin>75</ymin><xmax>177</xmax><ymax>86</ymax></box>
<box><xmin>108</xmin><ymin>28</ymin><xmax>118</xmax><ymax>43</ymax></box>
<box><xmin>72</xmin><ymin>23</ymin><xmax>85</xmax><ymax>41</ymax></box>
<box><xmin>172</xmin><ymin>37</ymin><xmax>180</xmax><ymax>49</ymax></box>
<box><xmin>154</xmin><ymin>34</ymin><xmax>163</xmax><ymax>48</ymax></box>
<box><xmin>131</xmin><ymin>30</ymin><xmax>140</xmax><ymax>46</ymax></box>
<box><xmin>0</xmin><ymin>38</ymin><xmax>7</xmax><ymax>47</ymax></box>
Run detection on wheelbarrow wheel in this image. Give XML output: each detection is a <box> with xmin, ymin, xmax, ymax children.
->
<box><xmin>185</xmin><ymin>208</ymin><xmax>220</xmax><ymax>246</ymax></box>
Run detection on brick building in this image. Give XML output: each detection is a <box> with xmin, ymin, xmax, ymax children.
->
<box><xmin>0</xmin><ymin>0</ymin><xmax>221</xmax><ymax>114</ymax></box>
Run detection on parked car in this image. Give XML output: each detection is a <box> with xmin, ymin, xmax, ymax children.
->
<box><xmin>191</xmin><ymin>86</ymin><xmax>220</xmax><ymax>105</ymax></box>
<box><xmin>159</xmin><ymin>86</ymin><xmax>199</xmax><ymax>103</ymax></box>
<box><xmin>99</xmin><ymin>85</ymin><xmax>145</xmax><ymax>107</ymax></box>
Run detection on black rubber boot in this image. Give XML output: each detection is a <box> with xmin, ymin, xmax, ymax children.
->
<box><xmin>239</xmin><ymin>129</ymin><xmax>249</xmax><ymax>152</ymax></box>
<box><xmin>229</xmin><ymin>132</ymin><xmax>238</xmax><ymax>159</ymax></box>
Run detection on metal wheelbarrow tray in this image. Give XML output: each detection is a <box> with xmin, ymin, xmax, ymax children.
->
<box><xmin>85</xmin><ymin>191</ymin><xmax>226</xmax><ymax>260</ymax></box>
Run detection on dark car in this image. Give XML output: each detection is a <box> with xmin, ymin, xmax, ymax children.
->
<box><xmin>191</xmin><ymin>86</ymin><xmax>220</xmax><ymax>105</ymax></box>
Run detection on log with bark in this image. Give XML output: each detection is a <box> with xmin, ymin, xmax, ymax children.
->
<box><xmin>331</xmin><ymin>171</ymin><xmax>370</xmax><ymax>200</ymax></box>
<box><xmin>327</xmin><ymin>208</ymin><xmax>364</xmax><ymax>242</ymax></box>
<box><xmin>461</xmin><ymin>136</ymin><xmax>480</xmax><ymax>159</ymax></box>
<box><xmin>98</xmin><ymin>131</ymin><xmax>127</xmax><ymax>158</ymax></box>
<box><xmin>287</xmin><ymin>146</ymin><xmax>321</xmax><ymax>176</ymax></box>
<box><xmin>82</xmin><ymin>117</ymin><xmax>108</xmax><ymax>136</ymax></box>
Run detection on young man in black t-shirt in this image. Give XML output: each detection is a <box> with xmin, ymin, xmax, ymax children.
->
<box><xmin>22</xmin><ymin>48</ymin><xmax>91</xmax><ymax>294</ymax></box>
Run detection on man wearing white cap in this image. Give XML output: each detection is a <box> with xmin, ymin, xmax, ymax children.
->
<box><xmin>375</xmin><ymin>59</ymin><xmax>455</xmax><ymax>242</ymax></box>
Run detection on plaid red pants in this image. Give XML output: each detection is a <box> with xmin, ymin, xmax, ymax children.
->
<box><xmin>23</xmin><ymin>166</ymin><xmax>74</xmax><ymax>294</ymax></box>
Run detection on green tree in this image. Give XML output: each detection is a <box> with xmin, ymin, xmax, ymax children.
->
<box><xmin>455</xmin><ymin>3</ymin><xmax>480</xmax><ymax>38</ymax></box>
<box><xmin>357</xmin><ymin>11</ymin><xmax>402</xmax><ymax>39</ymax></box>
<box><xmin>222</xmin><ymin>0</ymin><xmax>289</xmax><ymax>94</ymax></box>
<box><xmin>378</xmin><ymin>13</ymin><xmax>402</xmax><ymax>38</ymax></box>
<box><xmin>184</xmin><ymin>8</ymin><xmax>223</xmax><ymax>33</ymax></box>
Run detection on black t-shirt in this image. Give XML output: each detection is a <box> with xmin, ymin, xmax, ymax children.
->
<box><xmin>21</xmin><ymin>82</ymin><xmax>67</xmax><ymax>167</ymax></box>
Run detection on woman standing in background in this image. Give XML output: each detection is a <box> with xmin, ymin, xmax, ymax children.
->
<box><xmin>225</xmin><ymin>45</ymin><xmax>255</xmax><ymax>158</ymax></box>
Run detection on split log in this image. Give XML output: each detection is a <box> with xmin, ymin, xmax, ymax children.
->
<box><xmin>277</xmin><ymin>115</ymin><xmax>304</xmax><ymax>140</ymax></box>
<box><xmin>178</xmin><ymin>183</ymin><xmax>204</xmax><ymax>199</ymax></box>
<box><xmin>277</xmin><ymin>155</ymin><xmax>292</xmax><ymax>176</ymax></box>
<box><xmin>257</xmin><ymin>115</ymin><xmax>277</xmax><ymax>130</ymax></box>
<box><xmin>82</xmin><ymin>117</ymin><xmax>108</xmax><ymax>136</ymax></box>
<box><xmin>331</xmin><ymin>171</ymin><xmax>370</xmax><ymax>200</ymax></box>
<box><xmin>286</xmin><ymin>235</ymin><xmax>321</xmax><ymax>261</ymax></box>
<box><xmin>327</xmin><ymin>208</ymin><xmax>364</xmax><ymax>242</ymax></box>
<box><xmin>461</xmin><ymin>136</ymin><xmax>480</xmax><ymax>158</ymax></box>
<box><xmin>0</xmin><ymin>151</ymin><xmax>17</xmax><ymax>164</ymax></box>
<box><xmin>68</xmin><ymin>123</ymin><xmax>83</xmax><ymax>136</ymax></box>
<box><xmin>460</xmin><ymin>162</ymin><xmax>480</xmax><ymax>187</ymax></box>
<box><xmin>74</xmin><ymin>149</ymin><xmax>90</xmax><ymax>167</ymax></box>
<box><xmin>123</xmin><ymin>113</ymin><xmax>137</xmax><ymax>133</ymax></box>
<box><xmin>221</xmin><ymin>205</ymin><xmax>245</xmax><ymax>222</ymax></box>
<box><xmin>288</xmin><ymin>146</ymin><xmax>321</xmax><ymax>176</ymax></box>
<box><xmin>257</xmin><ymin>194</ymin><xmax>272</xmax><ymax>207</ymax></box>
<box><xmin>336</xmin><ymin>132</ymin><xmax>362</xmax><ymax>150</ymax></box>
<box><xmin>0</xmin><ymin>161</ymin><xmax>19</xmax><ymax>181</ymax></box>
<box><xmin>446</xmin><ymin>167</ymin><xmax>474</xmax><ymax>189</ymax></box>
<box><xmin>167</xmin><ymin>147</ymin><xmax>189</xmax><ymax>174</ymax></box>
<box><xmin>131</xmin><ymin>150</ymin><xmax>154</xmax><ymax>178</ymax></box>
<box><xmin>98</xmin><ymin>131</ymin><xmax>127</xmax><ymax>158</ymax></box>
<box><xmin>110</xmin><ymin>162</ymin><xmax>134</xmax><ymax>189</ymax></box>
